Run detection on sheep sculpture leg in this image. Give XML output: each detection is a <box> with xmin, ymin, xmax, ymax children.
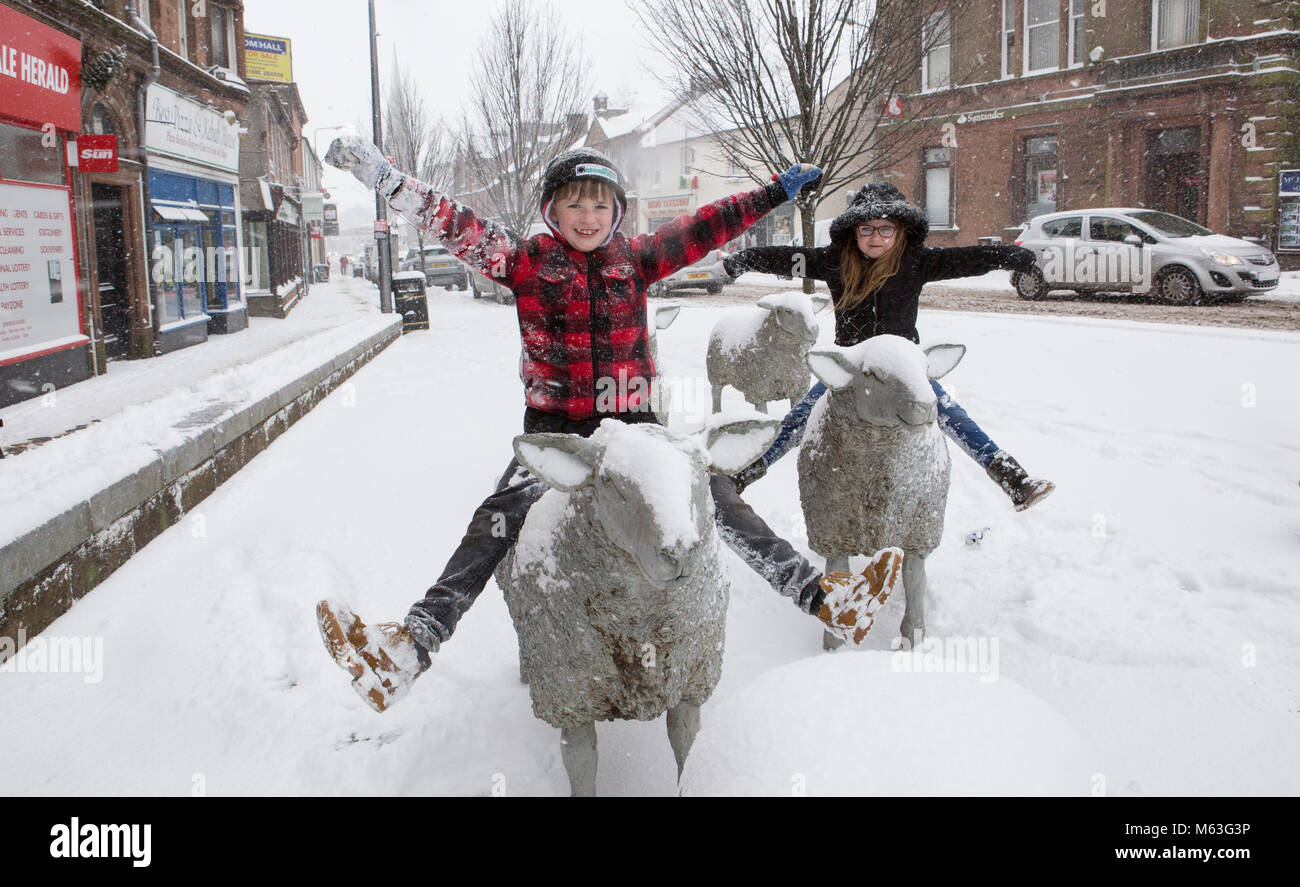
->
<box><xmin>711</xmin><ymin>384</ymin><xmax>724</xmax><ymax>414</ymax></box>
<box><xmin>750</xmin><ymin>401</ymin><xmax>769</xmax><ymax>414</ymax></box>
<box><xmin>666</xmin><ymin>702</ymin><xmax>701</xmax><ymax>779</ymax></box>
<box><xmin>561</xmin><ymin>724</ymin><xmax>598</xmax><ymax>797</ymax></box>
<box><xmin>899</xmin><ymin>549</ymin><xmax>928</xmax><ymax>647</ymax></box>
<box><xmin>821</xmin><ymin>552</ymin><xmax>852</xmax><ymax>651</ymax></box>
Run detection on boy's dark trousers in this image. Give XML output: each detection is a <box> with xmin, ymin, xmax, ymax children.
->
<box><xmin>403</xmin><ymin>409</ymin><xmax>825</xmax><ymax>657</ymax></box>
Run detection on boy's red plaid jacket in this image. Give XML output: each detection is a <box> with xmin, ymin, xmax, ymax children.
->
<box><xmin>388</xmin><ymin>176</ymin><xmax>788</xmax><ymax>420</ymax></box>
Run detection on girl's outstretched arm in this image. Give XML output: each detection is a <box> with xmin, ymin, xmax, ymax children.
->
<box><xmin>916</xmin><ymin>244</ymin><xmax>1037</xmax><ymax>283</ymax></box>
<box><xmin>325</xmin><ymin>135</ymin><xmax>523</xmax><ymax>282</ymax></box>
<box><xmin>724</xmin><ymin>245</ymin><xmax>835</xmax><ymax>282</ymax></box>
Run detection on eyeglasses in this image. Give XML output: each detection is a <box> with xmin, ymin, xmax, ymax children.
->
<box><xmin>856</xmin><ymin>224</ymin><xmax>897</xmax><ymax>238</ymax></box>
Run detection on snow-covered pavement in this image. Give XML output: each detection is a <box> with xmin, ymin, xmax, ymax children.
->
<box><xmin>1</xmin><ymin>288</ymin><xmax>1296</xmax><ymax>796</ymax></box>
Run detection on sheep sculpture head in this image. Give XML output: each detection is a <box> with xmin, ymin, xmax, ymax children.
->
<box><xmin>758</xmin><ymin>291</ymin><xmax>829</xmax><ymax>347</ymax></box>
<box><xmin>807</xmin><ymin>335</ymin><xmax>966</xmax><ymax>430</ymax></box>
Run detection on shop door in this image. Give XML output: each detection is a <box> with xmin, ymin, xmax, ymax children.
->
<box><xmin>91</xmin><ymin>183</ymin><xmax>131</xmax><ymax>360</ymax></box>
<box><xmin>1145</xmin><ymin>127</ymin><xmax>1202</xmax><ymax>222</ymax></box>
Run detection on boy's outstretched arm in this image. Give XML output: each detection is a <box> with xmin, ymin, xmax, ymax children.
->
<box><xmin>325</xmin><ymin>135</ymin><xmax>523</xmax><ymax>282</ymax></box>
<box><xmin>629</xmin><ymin>164</ymin><xmax>822</xmax><ymax>283</ymax></box>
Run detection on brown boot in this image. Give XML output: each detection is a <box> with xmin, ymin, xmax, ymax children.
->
<box><xmin>317</xmin><ymin>600</ymin><xmax>424</xmax><ymax>713</ymax></box>
<box><xmin>816</xmin><ymin>548</ymin><xmax>904</xmax><ymax>647</ymax></box>
<box><xmin>986</xmin><ymin>451</ymin><xmax>1056</xmax><ymax>512</ymax></box>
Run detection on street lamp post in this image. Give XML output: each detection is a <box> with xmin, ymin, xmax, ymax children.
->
<box><xmin>369</xmin><ymin>0</ymin><xmax>393</xmax><ymax>314</ymax></box>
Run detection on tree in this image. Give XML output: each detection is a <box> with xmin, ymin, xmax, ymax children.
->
<box><xmin>635</xmin><ymin>0</ymin><xmax>964</xmax><ymax>291</ymax></box>
<box><xmin>383</xmin><ymin>54</ymin><xmax>455</xmax><ymax>275</ymax></box>
<box><xmin>460</xmin><ymin>0</ymin><xmax>591</xmax><ymax>235</ymax></box>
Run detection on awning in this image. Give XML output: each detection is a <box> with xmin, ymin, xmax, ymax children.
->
<box><xmin>154</xmin><ymin>205</ymin><xmax>209</xmax><ymax>222</ymax></box>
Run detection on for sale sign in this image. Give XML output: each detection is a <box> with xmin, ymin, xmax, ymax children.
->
<box><xmin>0</xmin><ymin>182</ymin><xmax>84</xmax><ymax>364</ymax></box>
<box><xmin>0</xmin><ymin>4</ymin><xmax>82</xmax><ymax>132</ymax></box>
<box><xmin>77</xmin><ymin>135</ymin><xmax>118</xmax><ymax>173</ymax></box>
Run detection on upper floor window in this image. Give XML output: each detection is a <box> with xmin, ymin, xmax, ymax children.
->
<box><xmin>212</xmin><ymin>4</ymin><xmax>238</xmax><ymax>70</ymax></box>
<box><xmin>1001</xmin><ymin>0</ymin><xmax>1016</xmax><ymax>79</ymax></box>
<box><xmin>1025</xmin><ymin>0</ymin><xmax>1059</xmax><ymax>74</ymax></box>
<box><xmin>1154</xmin><ymin>0</ymin><xmax>1200</xmax><ymax>50</ymax></box>
<box><xmin>138</xmin><ymin>1</ymin><xmax>151</xmax><ymax>27</ymax></box>
<box><xmin>1068</xmin><ymin>0</ymin><xmax>1085</xmax><ymax>66</ymax></box>
<box><xmin>176</xmin><ymin>0</ymin><xmax>188</xmax><ymax>59</ymax></box>
<box><xmin>922</xmin><ymin>11</ymin><xmax>951</xmax><ymax>91</ymax></box>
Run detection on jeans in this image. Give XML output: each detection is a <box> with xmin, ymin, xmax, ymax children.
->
<box><xmin>757</xmin><ymin>380</ymin><xmax>1001</xmax><ymax>470</ymax></box>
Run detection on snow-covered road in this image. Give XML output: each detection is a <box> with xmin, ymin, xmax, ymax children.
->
<box><xmin>2</xmin><ymin>288</ymin><xmax>1297</xmax><ymax>796</ymax></box>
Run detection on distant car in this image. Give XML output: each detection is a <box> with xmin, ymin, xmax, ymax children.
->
<box><xmin>399</xmin><ymin>245</ymin><xmax>469</xmax><ymax>291</ymax></box>
<box><xmin>649</xmin><ymin>249</ymin><xmax>735</xmax><ymax>296</ymax></box>
<box><xmin>1011</xmin><ymin>208</ymin><xmax>1280</xmax><ymax>304</ymax></box>
<box><xmin>469</xmin><ymin>269</ymin><xmax>515</xmax><ymax>305</ymax></box>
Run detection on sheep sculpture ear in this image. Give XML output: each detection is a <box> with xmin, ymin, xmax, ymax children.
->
<box><xmin>806</xmin><ymin>347</ymin><xmax>859</xmax><ymax>391</ymax></box>
<box><xmin>701</xmin><ymin>412</ymin><xmax>781</xmax><ymax>474</ymax></box>
<box><xmin>513</xmin><ymin>434</ymin><xmax>604</xmax><ymax>492</ymax></box>
<box><xmin>923</xmin><ymin>343</ymin><xmax>967</xmax><ymax>380</ymax></box>
<box><xmin>755</xmin><ymin>294</ymin><xmax>780</xmax><ymax>311</ymax></box>
<box><xmin>655</xmin><ymin>305</ymin><xmax>682</xmax><ymax>330</ymax></box>
<box><xmin>810</xmin><ymin>293</ymin><xmax>831</xmax><ymax>313</ymax></box>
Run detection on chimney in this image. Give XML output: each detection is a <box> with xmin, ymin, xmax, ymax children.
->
<box><xmin>593</xmin><ymin>93</ymin><xmax>609</xmax><ymax>113</ymax></box>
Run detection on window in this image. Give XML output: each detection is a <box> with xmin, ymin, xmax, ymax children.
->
<box><xmin>138</xmin><ymin>1</ymin><xmax>151</xmax><ymax>27</ymax></box>
<box><xmin>1001</xmin><ymin>0</ymin><xmax>1016</xmax><ymax>79</ymax></box>
<box><xmin>1154</xmin><ymin>0</ymin><xmax>1199</xmax><ymax>50</ymax></box>
<box><xmin>177</xmin><ymin>0</ymin><xmax>188</xmax><ymax>59</ymax></box>
<box><xmin>0</xmin><ymin>121</ymin><xmax>66</xmax><ymax>185</ymax></box>
<box><xmin>212</xmin><ymin>4</ymin><xmax>237</xmax><ymax>70</ymax></box>
<box><xmin>922</xmin><ymin>11</ymin><xmax>951</xmax><ymax>91</ymax></box>
<box><xmin>1025</xmin><ymin>0</ymin><xmax>1059</xmax><ymax>73</ymax></box>
<box><xmin>681</xmin><ymin>146</ymin><xmax>694</xmax><ymax>177</ymax></box>
<box><xmin>1024</xmin><ymin>135</ymin><xmax>1058</xmax><ymax>220</ymax></box>
<box><xmin>1089</xmin><ymin>217</ymin><xmax>1145</xmax><ymax>243</ymax></box>
<box><xmin>90</xmin><ymin>103</ymin><xmax>117</xmax><ymax>136</ymax></box>
<box><xmin>1042</xmin><ymin>216</ymin><xmax>1082</xmax><ymax>238</ymax></box>
<box><xmin>1069</xmin><ymin>0</ymin><xmax>1085</xmax><ymax>66</ymax></box>
<box><xmin>923</xmin><ymin>147</ymin><xmax>952</xmax><ymax>227</ymax></box>
<box><xmin>729</xmin><ymin>154</ymin><xmax>744</xmax><ymax>177</ymax></box>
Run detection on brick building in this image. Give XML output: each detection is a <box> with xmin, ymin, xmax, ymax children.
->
<box><xmin>871</xmin><ymin>0</ymin><xmax>1300</xmax><ymax>269</ymax></box>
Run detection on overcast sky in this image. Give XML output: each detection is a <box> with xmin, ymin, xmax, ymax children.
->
<box><xmin>243</xmin><ymin>0</ymin><xmax>675</xmax><ymax>229</ymax></box>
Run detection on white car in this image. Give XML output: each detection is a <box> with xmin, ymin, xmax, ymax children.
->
<box><xmin>1011</xmin><ymin>208</ymin><xmax>1280</xmax><ymax>304</ymax></box>
<box><xmin>650</xmin><ymin>249</ymin><xmax>736</xmax><ymax>296</ymax></box>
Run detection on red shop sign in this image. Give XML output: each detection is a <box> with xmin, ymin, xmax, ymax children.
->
<box><xmin>0</xmin><ymin>4</ymin><xmax>82</xmax><ymax>133</ymax></box>
<box><xmin>77</xmin><ymin>134</ymin><xmax>118</xmax><ymax>172</ymax></box>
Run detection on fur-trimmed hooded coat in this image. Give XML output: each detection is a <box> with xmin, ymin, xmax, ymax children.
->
<box><xmin>726</xmin><ymin>182</ymin><xmax>1037</xmax><ymax>346</ymax></box>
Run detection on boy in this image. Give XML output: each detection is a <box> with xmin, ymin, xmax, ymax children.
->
<box><xmin>317</xmin><ymin>137</ymin><xmax>902</xmax><ymax>712</ymax></box>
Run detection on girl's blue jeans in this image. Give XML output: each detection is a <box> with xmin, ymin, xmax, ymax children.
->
<box><xmin>758</xmin><ymin>380</ymin><xmax>1001</xmax><ymax>470</ymax></box>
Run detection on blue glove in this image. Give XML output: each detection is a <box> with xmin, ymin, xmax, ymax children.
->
<box><xmin>325</xmin><ymin>135</ymin><xmax>397</xmax><ymax>194</ymax></box>
<box><xmin>776</xmin><ymin>163</ymin><xmax>823</xmax><ymax>201</ymax></box>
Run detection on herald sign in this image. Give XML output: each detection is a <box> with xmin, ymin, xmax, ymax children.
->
<box><xmin>0</xmin><ymin>4</ymin><xmax>82</xmax><ymax>132</ymax></box>
<box><xmin>77</xmin><ymin>135</ymin><xmax>119</xmax><ymax>173</ymax></box>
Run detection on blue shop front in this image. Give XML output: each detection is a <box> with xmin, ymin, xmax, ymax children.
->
<box><xmin>144</xmin><ymin>84</ymin><xmax>247</xmax><ymax>353</ymax></box>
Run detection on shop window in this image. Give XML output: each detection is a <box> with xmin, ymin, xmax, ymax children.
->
<box><xmin>922</xmin><ymin>11</ymin><xmax>951</xmax><ymax>92</ymax></box>
<box><xmin>1025</xmin><ymin>0</ymin><xmax>1059</xmax><ymax>74</ymax></box>
<box><xmin>1069</xmin><ymin>0</ymin><xmax>1086</xmax><ymax>67</ymax></box>
<box><xmin>1154</xmin><ymin>0</ymin><xmax>1199</xmax><ymax>50</ymax></box>
<box><xmin>1024</xmin><ymin>135</ymin><xmax>1058</xmax><ymax>221</ymax></box>
<box><xmin>923</xmin><ymin>147</ymin><xmax>952</xmax><ymax>228</ymax></box>
<box><xmin>0</xmin><ymin>122</ymin><xmax>66</xmax><ymax>186</ymax></box>
<box><xmin>243</xmin><ymin>219</ymin><xmax>270</xmax><ymax>290</ymax></box>
<box><xmin>1001</xmin><ymin>0</ymin><xmax>1016</xmax><ymax>79</ymax></box>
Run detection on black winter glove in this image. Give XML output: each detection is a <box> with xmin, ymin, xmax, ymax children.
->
<box><xmin>723</xmin><ymin>254</ymin><xmax>742</xmax><ymax>278</ymax></box>
<box><xmin>1011</xmin><ymin>246</ymin><xmax>1038</xmax><ymax>272</ymax></box>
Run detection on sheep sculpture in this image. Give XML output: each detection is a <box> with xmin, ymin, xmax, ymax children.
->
<box><xmin>495</xmin><ymin>414</ymin><xmax>780</xmax><ymax>796</ymax></box>
<box><xmin>796</xmin><ymin>335</ymin><xmax>967</xmax><ymax>649</ymax></box>
<box><xmin>707</xmin><ymin>291</ymin><xmax>829</xmax><ymax>414</ymax></box>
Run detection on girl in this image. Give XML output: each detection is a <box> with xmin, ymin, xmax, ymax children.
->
<box><xmin>724</xmin><ymin>182</ymin><xmax>1055</xmax><ymax>509</ymax></box>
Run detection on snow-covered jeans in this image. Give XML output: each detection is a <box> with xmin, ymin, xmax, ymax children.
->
<box><xmin>758</xmin><ymin>380</ymin><xmax>1002</xmax><ymax>470</ymax></box>
<box><xmin>403</xmin><ymin>415</ymin><xmax>824</xmax><ymax>659</ymax></box>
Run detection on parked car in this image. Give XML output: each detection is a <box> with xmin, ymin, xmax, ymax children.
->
<box><xmin>399</xmin><ymin>245</ymin><xmax>469</xmax><ymax>291</ymax></box>
<box><xmin>469</xmin><ymin>269</ymin><xmax>515</xmax><ymax>305</ymax></box>
<box><xmin>1011</xmin><ymin>208</ymin><xmax>1280</xmax><ymax>304</ymax></box>
<box><xmin>649</xmin><ymin>249</ymin><xmax>736</xmax><ymax>296</ymax></box>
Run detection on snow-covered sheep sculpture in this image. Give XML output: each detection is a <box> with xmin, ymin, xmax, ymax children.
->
<box><xmin>797</xmin><ymin>336</ymin><xmax>967</xmax><ymax>649</ymax></box>
<box><xmin>706</xmin><ymin>291</ymin><xmax>829</xmax><ymax>414</ymax></box>
<box><xmin>495</xmin><ymin>414</ymin><xmax>780</xmax><ymax>796</ymax></box>
<box><xmin>647</xmin><ymin>304</ymin><xmax>681</xmax><ymax>425</ymax></box>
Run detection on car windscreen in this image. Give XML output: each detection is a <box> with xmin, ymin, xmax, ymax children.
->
<box><xmin>1127</xmin><ymin>211</ymin><xmax>1213</xmax><ymax>237</ymax></box>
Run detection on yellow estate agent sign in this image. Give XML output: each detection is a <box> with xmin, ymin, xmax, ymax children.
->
<box><xmin>243</xmin><ymin>32</ymin><xmax>293</xmax><ymax>83</ymax></box>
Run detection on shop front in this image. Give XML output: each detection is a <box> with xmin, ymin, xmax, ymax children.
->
<box><xmin>144</xmin><ymin>83</ymin><xmax>246</xmax><ymax>351</ymax></box>
<box><xmin>1278</xmin><ymin>170</ymin><xmax>1299</xmax><ymax>264</ymax></box>
<box><xmin>0</xmin><ymin>2</ymin><xmax>90</xmax><ymax>408</ymax></box>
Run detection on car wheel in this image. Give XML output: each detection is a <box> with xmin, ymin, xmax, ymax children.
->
<box><xmin>1013</xmin><ymin>267</ymin><xmax>1048</xmax><ymax>301</ymax></box>
<box><xmin>1153</xmin><ymin>265</ymin><xmax>1203</xmax><ymax>305</ymax></box>
<box><xmin>706</xmin><ymin>282</ymin><xmax>722</xmax><ymax>294</ymax></box>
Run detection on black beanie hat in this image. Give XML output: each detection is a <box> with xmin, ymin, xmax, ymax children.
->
<box><xmin>540</xmin><ymin>148</ymin><xmax>627</xmax><ymax>246</ymax></box>
<box><xmin>829</xmin><ymin>181</ymin><xmax>929</xmax><ymax>247</ymax></box>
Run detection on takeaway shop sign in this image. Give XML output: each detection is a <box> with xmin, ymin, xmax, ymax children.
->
<box><xmin>0</xmin><ymin>4</ymin><xmax>82</xmax><ymax>133</ymax></box>
<box><xmin>145</xmin><ymin>83</ymin><xmax>240</xmax><ymax>173</ymax></box>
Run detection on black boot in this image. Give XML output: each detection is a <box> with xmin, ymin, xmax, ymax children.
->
<box><xmin>730</xmin><ymin>458</ymin><xmax>769</xmax><ymax>494</ymax></box>
<box><xmin>986</xmin><ymin>451</ymin><xmax>1055</xmax><ymax>511</ymax></box>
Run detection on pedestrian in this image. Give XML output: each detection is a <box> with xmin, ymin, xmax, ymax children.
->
<box><xmin>314</xmin><ymin>137</ymin><xmax>904</xmax><ymax>713</ymax></box>
<box><xmin>723</xmin><ymin>182</ymin><xmax>1055</xmax><ymax>510</ymax></box>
